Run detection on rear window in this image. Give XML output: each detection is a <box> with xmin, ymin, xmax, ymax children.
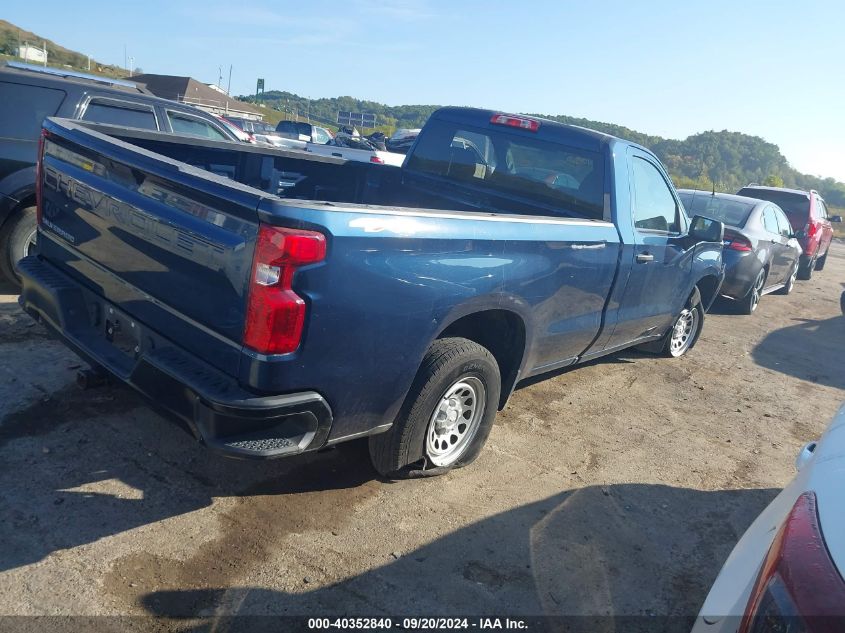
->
<box><xmin>0</xmin><ymin>81</ymin><xmax>66</xmax><ymax>140</ymax></box>
<box><xmin>736</xmin><ymin>188</ymin><xmax>809</xmax><ymax>221</ymax></box>
<box><xmin>276</xmin><ymin>121</ymin><xmax>311</xmax><ymax>136</ymax></box>
<box><xmin>82</xmin><ymin>99</ymin><xmax>158</xmax><ymax>130</ymax></box>
<box><xmin>406</xmin><ymin>119</ymin><xmax>605</xmax><ymax>219</ymax></box>
<box><xmin>678</xmin><ymin>192</ymin><xmax>755</xmax><ymax>227</ymax></box>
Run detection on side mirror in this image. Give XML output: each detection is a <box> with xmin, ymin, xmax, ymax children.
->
<box><xmin>689</xmin><ymin>215</ymin><xmax>724</xmax><ymax>243</ymax></box>
<box><xmin>831</xmin><ymin>215</ymin><xmax>842</xmax><ymax>223</ymax></box>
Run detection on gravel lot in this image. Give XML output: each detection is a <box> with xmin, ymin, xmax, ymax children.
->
<box><xmin>1</xmin><ymin>244</ymin><xmax>843</xmax><ymax>627</ymax></box>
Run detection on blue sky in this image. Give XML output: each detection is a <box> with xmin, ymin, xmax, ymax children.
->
<box><xmin>6</xmin><ymin>0</ymin><xmax>845</xmax><ymax>180</ymax></box>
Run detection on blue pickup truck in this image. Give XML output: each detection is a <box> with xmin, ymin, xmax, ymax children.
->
<box><xmin>18</xmin><ymin>108</ymin><xmax>724</xmax><ymax>477</ymax></box>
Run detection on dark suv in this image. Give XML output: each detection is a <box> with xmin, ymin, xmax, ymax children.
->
<box><xmin>736</xmin><ymin>185</ymin><xmax>842</xmax><ymax>279</ymax></box>
<box><xmin>0</xmin><ymin>61</ymin><xmax>239</xmax><ymax>288</ymax></box>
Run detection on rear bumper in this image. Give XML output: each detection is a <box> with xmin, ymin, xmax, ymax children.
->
<box><xmin>17</xmin><ymin>256</ymin><xmax>333</xmax><ymax>459</ymax></box>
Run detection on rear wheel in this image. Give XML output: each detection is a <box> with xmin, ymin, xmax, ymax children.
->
<box><xmin>739</xmin><ymin>269</ymin><xmax>766</xmax><ymax>314</ymax></box>
<box><xmin>368</xmin><ymin>337</ymin><xmax>500</xmax><ymax>478</ymax></box>
<box><xmin>0</xmin><ymin>206</ymin><xmax>37</xmax><ymax>289</ymax></box>
<box><xmin>815</xmin><ymin>252</ymin><xmax>828</xmax><ymax>271</ymax></box>
<box><xmin>662</xmin><ymin>296</ymin><xmax>704</xmax><ymax>358</ymax></box>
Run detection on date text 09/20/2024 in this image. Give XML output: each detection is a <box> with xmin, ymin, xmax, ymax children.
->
<box><xmin>307</xmin><ymin>617</ymin><xmax>529</xmax><ymax>629</ymax></box>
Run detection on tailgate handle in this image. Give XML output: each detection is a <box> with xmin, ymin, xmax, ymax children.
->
<box><xmin>636</xmin><ymin>253</ymin><xmax>654</xmax><ymax>263</ymax></box>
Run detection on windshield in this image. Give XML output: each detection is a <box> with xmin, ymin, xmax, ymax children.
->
<box><xmin>678</xmin><ymin>192</ymin><xmax>755</xmax><ymax>227</ymax></box>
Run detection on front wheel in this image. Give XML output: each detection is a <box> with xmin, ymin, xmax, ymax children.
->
<box><xmin>776</xmin><ymin>261</ymin><xmax>798</xmax><ymax>295</ymax></box>
<box><xmin>797</xmin><ymin>255</ymin><xmax>815</xmax><ymax>280</ymax></box>
<box><xmin>0</xmin><ymin>206</ymin><xmax>37</xmax><ymax>288</ymax></box>
<box><xmin>368</xmin><ymin>337</ymin><xmax>501</xmax><ymax>478</ymax></box>
<box><xmin>662</xmin><ymin>301</ymin><xmax>704</xmax><ymax>358</ymax></box>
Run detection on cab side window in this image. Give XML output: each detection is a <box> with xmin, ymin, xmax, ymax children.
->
<box><xmin>631</xmin><ymin>157</ymin><xmax>680</xmax><ymax>233</ymax></box>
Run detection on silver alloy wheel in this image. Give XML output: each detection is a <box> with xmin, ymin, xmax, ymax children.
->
<box><xmin>669</xmin><ymin>308</ymin><xmax>698</xmax><ymax>356</ymax></box>
<box><xmin>750</xmin><ymin>271</ymin><xmax>765</xmax><ymax>312</ymax></box>
<box><xmin>425</xmin><ymin>376</ymin><xmax>486</xmax><ymax>467</ymax></box>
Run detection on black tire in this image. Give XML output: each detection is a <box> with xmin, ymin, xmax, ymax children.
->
<box><xmin>0</xmin><ymin>206</ymin><xmax>37</xmax><ymax>288</ymax></box>
<box><xmin>815</xmin><ymin>252</ymin><xmax>828</xmax><ymax>271</ymax></box>
<box><xmin>797</xmin><ymin>255</ymin><xmax>815</xmax><ymax>280</ymax></box>
<box><xmin>368</xmin><ymin>337</ymin><xmax>501</xmax><ymax>479</ymax></box>
<box><xmin>776</xmin><ymin>261</ymin><xmax>798</xmax><ymax>295</ymax></box>
<box><xmin>662</xmin><ymin>292</ymin><xmax>704</xmax><ymax>358</ymax></box>
<box><xmin>738</xmin><ymin>269</ymin><xmax>766</xmax><ymax>315</ymax></box>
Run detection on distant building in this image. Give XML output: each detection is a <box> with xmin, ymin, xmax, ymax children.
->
<box><xmin>130</xmin><ymin>74</ymin><xmax>263</xmax><ymax>120</ymax></box>
<box><xmin>17</xmin><ymin>44</ymin><xmax>47</xmax><ymax>64</ymax></box>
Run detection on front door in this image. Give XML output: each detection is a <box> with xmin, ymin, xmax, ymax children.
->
<box><xmin>602</xmin><ymin>149</ymin><xmax>693</xmax><ymax>350</ymax></box>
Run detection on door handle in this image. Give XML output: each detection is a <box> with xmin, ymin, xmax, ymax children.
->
<box><xmin>636</xmin><ymin>253</ymin><xmax>654</xmax><ymax>263</ymax></box>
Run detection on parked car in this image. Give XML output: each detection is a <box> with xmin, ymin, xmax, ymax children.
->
<box><xmin>736</xmin><ymin>185</ymin><xmax>842</xmax><ymax>280</ymax></box>
<box><xmin>275</xmin><ymin>119</ymin><xmax>313</xmax><ymax>141</ymax></box>
<box><xmin>386</xmin><ymin>128</ymin><xmax>421</xmax><ymax>154</ymax></box>
<box><xmin>274</xmin><ymin>120</ymin><xmax>333</xmax><ymax>144</ymax></box>
<box><xmin>692</xmin><ymin>402</ymin><xmax>845</xmax><ymax>632</ymax></box>
<box><xmin>678</xmin><ymin>190</ymin><xmax>802</xmax><ymax>314</ymax></box>
<box><xmin>0</xmin><ymin>61</ymin><xmax>239</xmax><ymax>288</ymax></box>
<box><xmin>214</xmin><ymin>115</ymin><xmax>255</xmax><ymax>143</ymax></box>
<box><xmin>20</xmin><ymin>108</ymin><xmax>724</xmax><ymax>477</ymax></box>
<box><xmin>224</xmin><ymin>117</ymin><xmax>284</xmax><ymax>146</ymax></box>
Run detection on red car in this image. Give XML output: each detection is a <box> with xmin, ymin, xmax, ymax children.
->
<box><xmin>736</xmin><ymin>185</ymin><xmax>842</xmax><ymax>279</ymax></box>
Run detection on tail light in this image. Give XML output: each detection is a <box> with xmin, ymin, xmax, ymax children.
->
<box><xmin>739</xmin><ymin>492</ymin><xmax>845</xmax><ymax>633</ymax></box>
<box><xmin>723</xmin><ymin>230</ymin><xmax>753</xmax><ymax>252</ymax></box>
<box><xmin>243</xmin><ymin>224</ymin><xmax>326</xmax><ymax>355</ymax></box>
<box><xmin>370</xmin><ymin>155</ymin><xmax>385</xmax><ymax>164</ymax></box>
<box><xmin>35</xmin><ymin>128</ymin><xmax>50</xmax><ymax>225</ymax></box>
<box><xmin>490</xmin><ymin>113</ymin><xmax>540</xmax><ymax>132</ymax></box>
<box><xmin>805</xmin><ymin>222</ymin><xmax>817</xmax><ymax>239</ymax></box>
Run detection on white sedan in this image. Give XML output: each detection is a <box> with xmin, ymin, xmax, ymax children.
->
<box><xmin>693</xmin><ymin>402</ymin><xmax>845</xmax><ymax>632</ymax></box>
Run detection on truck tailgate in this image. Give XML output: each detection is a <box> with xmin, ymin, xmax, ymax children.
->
<box><xmin>36</xmin><ymin>118</ymin><xmax>262</xmax><ymax>374</ymax></box>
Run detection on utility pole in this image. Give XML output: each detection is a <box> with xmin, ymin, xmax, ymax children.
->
<box><xmin>87</xmin><ymin>55</ymin><xmax>91</xmax><ymax>71</ymax></box>
<box><xmin>128</xmin><ymin>56</ymin><xmax>134</xmax><ymax>77</ymax></box>
<box><xmin>227</xmin><ymin>65</ymin><xmax>232</xmax><ymax>95</ymax></box>
<box><xmin>42</xmin><ymin>40</ymin><xmax>47</xmax><ymax>67</ymax></box>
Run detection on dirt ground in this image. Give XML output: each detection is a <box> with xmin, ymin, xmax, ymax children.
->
<box><xmin>1</xmin><ymin>244</ymin><xmax>843</xmax><ymax>628</ymax></box>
